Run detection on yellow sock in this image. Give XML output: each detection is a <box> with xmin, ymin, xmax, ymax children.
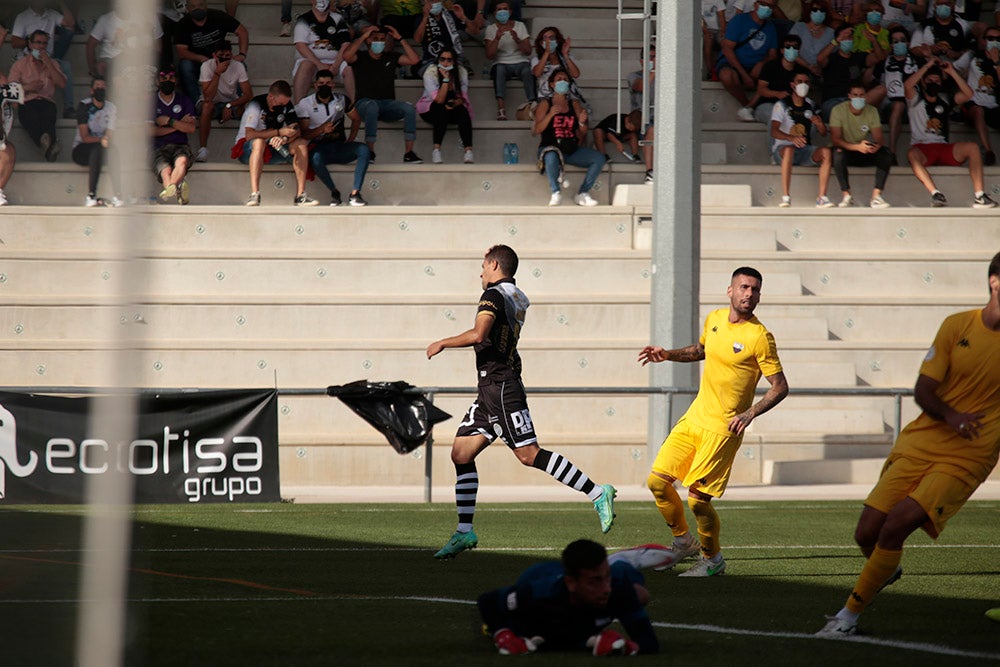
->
<box><xmin>646</xmin><ymin>473</ymin><xmax>689</xmax><ymax>537</ymax></box>
<box><xmin>688</xmin><ymin>496</ymin><xmax>720</xmax><ymax>557</ymax></box>
<box><xmin>845</xmin><ymin>545</ymin><xmax>902</xmax><ymax>614</ymax></box>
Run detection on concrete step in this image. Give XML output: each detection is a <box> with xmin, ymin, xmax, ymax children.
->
<box><xmin>764</xmin><ymin>457</ymin><xmax>886</xmax><ymax>485</ymax></box>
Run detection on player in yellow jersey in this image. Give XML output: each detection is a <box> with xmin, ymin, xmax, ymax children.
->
<box><xmin>637</xmin><ymin>267</ymin><xmax>789</xmax><ymax>577</ymax></box>
<box><xmin>818</xmin><ymin>250</ymin><xmax>1000</xmax><ymax>636</ymax></box>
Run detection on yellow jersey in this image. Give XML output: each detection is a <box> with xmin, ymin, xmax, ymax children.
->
<box><xmin>683</xmin><ymin>308</ymin><xmax>783</xmax><ymax>435</ymax></box>
<box><xmin>893</xmin><ymin>309</ymin><xmax>1000</xmax><ymax>485</ymax></box>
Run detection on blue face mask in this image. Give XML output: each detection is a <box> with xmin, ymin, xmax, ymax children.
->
<box><xmin>439</xmin><ymin>63</ymin><xmax>454</xmax><ymax>71</ymax></box>
<box><xmin>548</xmin><ymin>39</ymin><xmax>558</xmax><ymax>52</ymax></box>
<box><xmin>935</xmin><ymin>4</ymin><xmax>952</xmax><ymax>18</ymax></box>
<box><xmin>495</xmin><ymin>9</ymin><xmax>510</xmax><ymax>23</ymax></box>
<box><xmin>370</xmin><ymin>40</ymin><xmax>386</xmax><ymax>54</ymax></box>
<box><xmin>987</xmin><ymin>40</ymin><xmax>1000</xmax><ymax>52</ymax></box>
<box><xmin>30</xmin><ymin>48</ymin><xmax>42</xmax><ymax>59</ymax></box>
<box><xmin>430</xmin><ymin>2</ymin><xmax>443</xmax><ymax>14</ymax></box>
<box><xmin>553</xmin><ymin>80</ymin><xmax>570</xmax><ymax>95</ymax></box>
<box><xmin>839</xmin><ymin>39</ymin><xmax>854</xmax><ymax>53</ymax></box>
<box><xmin>756</xmin><ymin>5</ymin><xmax>773</xmax><ymax>19</ymax></box>
<box><xmin>810</xmin><ymin>10</ymin><xmax>826</xmax><ymax>23</ymax></box>
<box><xmin>783</xmin><ymin>46</ymin><xmax>799</xmax><ymax>62</ymax></box>
<box><xmin>867</xmin><ymin>11</ymin><xmax>882</xmax><ymax>25</ymax></box>
<box><xmin>850</xmin><ymin>96</ymin><xmax>867</xmax><ymax>110</ymax></box>
<box><xmin>892</xmin><ymin>41</ymin><xmax>908</xmax><ymax>56</ymax></box>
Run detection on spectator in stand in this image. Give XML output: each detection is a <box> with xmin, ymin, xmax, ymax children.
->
<box><xmin>965</xmin><ymin>26</ymin><xmax>1000</xmax><ymax>165</ymax></box>
<box><xmin>341</xmin><ymin>24</ymin><xmax>424</xmax><ymax>163</ymax></box>
<box><xmin>871</xmin><ymin>26</ymin><xmax>923</xmax><ymax>158</ymax></box>
<box><xmin>880</xmin><ymin>0</ymin><xmax>925</xmax><ymax>34</ymax></box>
<box><xmin>223</xmin><ymin>0</ymin><xmax>296</xmax><ymax>36</ymax></box>
<box><xmin>296</xmin><ymin>68</ymin><xmax>370</xmax><ymax>206</ymax></box>
<box><xmin>88</xmin><ymin>8</ymin><xmax>166</xmax><ymax>80</ymax></box>
<box><xmin>232</xmin><ymin>79</ymin><xmax>319</xmax><ymax>207</ymax></box>
<box><xmin>531</xmin><ymin>26</ymin><xmax>583</xmax><ymax>102</ymax></box>
<box><xmin>628</xmin><ymin>44</ymin><xmax>654</xmax><ymax>115</ymax></box>
<box><xmin>533</xmin><ymin>68</ymin><xmax>605</xmax><ymax>207</ymax></box>
<box><xmin>292</xmin><ymin>0</ymin><xmax>355</xmax><ymax>103</ymax></box>
<box><xmin>414</xmin><ymin>0</ymin><xmax>478</xmax><ymax>77</ymax></box>
<box><xmin>702</xmin><ymin>0</ymin><xmax>727</xmax><ymax>79</ymax></box>
<box><xmin>789</xmin><ymin>3</ymin><xmax>835</xmax><ymax>77</ymax></box>
<box><xmin>754</xmin><ymin>33</ymin><xmax>808</xmax><ymax>123</ymax></box>
<box><xmin>416</xmin><ymin>48</ymin><xmax>474</xmax><ymax>163</ymax></box>
<box><xmin>817</xmin><ymin>24</ymin><xmax>870</xmax><ymax>120</ymax></box>
<box><xmin>10</xmin><ymin>1</ymin><xmax>75</xmax><ymax>118</ymax></box>
<box><xmin>830</xmin><ymin>81</ymin><xmax>893</xmax><ymax>208</ymax></box>
<box><xmin>484</xmin><ymin>1</ymin><xmax>534</xmax><ymax>121</ymax></box>
<box><xmin>910</xmin><ymin>0</ymin><xmax>975</xmax><ymax>74</ymax></box>
<box><xmin>593</xmin><ymin>110</ymin><xmax>642</xmax><ymax>163</ymax></box>
<box><xmin>334</xmin><ymin>0</ymin><xmax>380</xmax><ymax>33</ymax></box>
<box><xmin>196</xmin><ymin>41</ymin><xmax>252</xmax><ymax>163</ymax></box>
<box><xmin>826</xmin><ymin>0</ymin><xmax>855</xmax><ymax>28</ymax></box>
<box><xmin>151</xmin><ymin>67</ymin><xmax>196</xmax><ymax>205</ymax></box>
<box><xmin>380</xmin><ymin>0</ymin><xmax>423</xmax><ymax>39</ymax></box>
<box><xmin>905</xmin><ymin>59</ymin><xmax>996</xmax><ymax>207</ymax></box>
<box><xmin>73</xmin><ymin>76</ymin><xmax>122</xmax><ymax>208</ymax></box>
<box><xmin>9</xmin><ymin>29</ymin><xmax>66</xmax><ymax>162</ymax></box>
<box><xmin>770</xmin><ymin>70</ymin><xmax>834</xmax><ymax>208</ymax></box>
<box><xmin>175</xmin><ymin>0</ymin><xmax>249</xmax><ymax>105</ymax></box>
<box><xmin>851</xmin><ymin>1</ymin><xmax>890</xmax><ymax>71</ymax></box>
<box><xmin>0</xmin><ymin>70</ymin><xmax>19</xmax><ymax>206</ymax></box>
<box><xmin>717</xmin><ymin>0</ymin><xmax>778</xmax><ymax>122</ymax></box>
<box><xmin>160</xmin><ymin>0</ymin><xmax>188</xmax><ymax>72</ymax></box>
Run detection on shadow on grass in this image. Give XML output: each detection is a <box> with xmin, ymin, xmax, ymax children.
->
<box><xmin>0</xmin><ymin>501</ymin><xmax>997</xmax><ymax>666</ymax></box>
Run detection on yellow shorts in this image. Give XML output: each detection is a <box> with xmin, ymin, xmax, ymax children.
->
<box><xmin>865</xmin><ymin>453</ymin><xmax>977</xmax><ymax>538</ymax></box>
<box><xmin>651</xmin><ymin>417</ymin><xmax>742</xmax><ymax>498</ymax></box>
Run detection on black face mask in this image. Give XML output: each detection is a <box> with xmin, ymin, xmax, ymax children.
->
<box><xmin>217</xmin><ymin>56</ymin><xmax>231</xmax><ymax>64</ymax></box>
<box><xmin>190</xmin><ymin>8</ymin><xmax>208</xmax><ymax>20</ymax></box>
<box><xmin>92</xmin><ymin>88</ymin><xmax>106</xmax><ymax>103</ymax></box>
<box><xmin>159</xmin><ymin>81</ymin><xmax>176</xmax><ymax>95</ymax></box>
<box><xmin>317</xmin><ymin>85</ymin><xmax>333</xmax><ymax>100</ymax></box>
<box><xmin>924</xmin><ymin>81</ymin><xmax>941</xmax><ymax>97</ymax></box>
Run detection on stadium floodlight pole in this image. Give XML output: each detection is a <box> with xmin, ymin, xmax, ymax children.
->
<box><xmin>74</xmin><ymin>1</ymin><xmax>157</xmax><ymax>666</ymax></box>
<box><xmin>646</xmin><ymin>2</ymin><xmax>701</xmax><ymax>458</ymax></box>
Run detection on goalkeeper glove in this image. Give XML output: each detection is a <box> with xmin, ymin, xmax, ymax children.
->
<box><xmin>493</xmin><ymin>629</ymin><xmax>542</xmax><ymax>655</ymax></box>
<box><xmin>587</xmin><ymin>629</ymin><xmax>639</xmax><ymax>656</ymax></box>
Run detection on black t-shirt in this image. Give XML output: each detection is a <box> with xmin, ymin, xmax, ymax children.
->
<box><xmin>474</xmin><ymin>278</ymin><xmax>527</xmax><ymax>383</ymax></box>
<box><xmin>353</xmin><ymin>51</ymin><xmax>399</xmax><ymax>100</ymax></box>
<box><xmin>596</xmin><ymin>113</ymin><xmax>632</xmax><ymax>138</ymax></box>
<box><xmin>420</xmin><ymin>11</ymin><xmax>465</xmax><ymax>62</ymax></box>
<box><xmin>758</xmin><ymin>59</ymin><xmax>800</xmax><ymax>103</ymax></box>
<box><xmin>251</xmin><ymin>93</ymin><xmax>299</xmax><ymax>130</ymax></box>
<box><xmin>297</xmin><ymin>10</ymin><xmax>352</xmax><ymax>52</ymax></box>
<box><xmin>175</xmin><ymin>9</ymin><xmax>241</xmax><ymax>57</ymax></box>
<box><xmin>822</xmin><ymin>51</ymin><xmax>868</xmax><ymax>98</ymax></box>
<box><xmin>924</xmin><ymin>18</ymin><xmax>970</xmax><ymax>52</ymax></box>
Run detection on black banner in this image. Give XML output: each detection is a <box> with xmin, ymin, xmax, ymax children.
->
<box><xmin>0</xmin><ymin>389</ymin><xmax>280</xmax><ymax>504</ymax></box>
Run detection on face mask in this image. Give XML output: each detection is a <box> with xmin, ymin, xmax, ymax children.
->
<box><xmin>810</xmin><ymin>10</ymin><xmax>826</xmax><ymax>23</ymax></box>
<box><xmin>867</xmin><ymin>11</ymin><xmax>882</xmax><ymax>26</ymax></box>
<box><xmin>439</xmin><ymin>63</ymin><xmax>454</xmax><ymax>71</ymax></box>
<box><xmin>317</xmin><ymin>84</ymin><xmax>333</xmax><ymax>99</ymax></box>
<box><xmin>756</xmin><ymin>5</ymin><xmax>773</xmax><ymax>20</ymax></box>
<box><xmin>553</xmin><ymin>80</ymin><xmax>570</xmax><ymax>95</ymax></box>
<box><xmin>850</xmin><ymin>96</ymin><xmax>866</xmax><ymax>110</ymax></box>
<box><xmin>370</xmin><ymin>40</ymin><xmax>386</xmax><ymax>54</ymax></box>
<box><xmin>316</xmin><ymin>0</ymin><xmax>330</xmax><ymax>10</ymax></box>
<box><xmin>783</xmin><ymin>47</ymin><xmax>799</xmax><ymax>62</ymax></box>
<box><xmin>93</xmin><ymin>88</ymin><xmax>106</xmax><ymax>103</ymax></box>
<box><xmin>217</xmin><ymin>55</ymin><xmax>231</xmax><ymax>63</ymax></box>
<box><xmin>495</xmin><ymin>9</ymin><xmax>510</xmax><ymax>23</ymax></box>
<box><xmin>189</xmin><ymin>7</ymin><xmax>207</xmax><ymax>20</ymax></box>
<box><xmin>430</xmin><ymin>2</ymin><xmax>443</xmax><ymax>15</ymax></box>
<box><xmin>935</xmin><ymin>4</ymin><xmax>952</xmax><ymax>18</ymax></box>
<box><xmin>647</xmin><ymin>60</ymin><xmax>655</xmax><ymax>71</ymax></box>
<box><xmin>159</xmin><ymin>81</ymin><xmax>176</xmax><ymax>95</ymax></box>
<box><xmin>794</xmin><ymin>82</ymin><xmax>809</xmax><ymax>97</ymax></box>
<box><xmin>987</xmin><ymin>40</ymin><xmax>1000</xmax><ymax>52</ymax></box>
<box><xmin>892</xmin><ymin>41</ymin><xmax>908</xmax><ymax>56</ymax></box>
<box><xmin>839</xmin><ymin>39</ymin><xmax>854</xmax><ymax>53</ymax></box>
<box><xmin>30</xmin><ymin>48</ymin><xmax>42</xmax><ymax>59</ymax></box>
<box><xmin>548</xmin><ymin>39</ymin><xmax>558</xmax><ymax>51</ymax></box>
<box><xmin>924</xmin><ymin>81</ymin><xmax>941</xmax><ymax>96</ymax></box>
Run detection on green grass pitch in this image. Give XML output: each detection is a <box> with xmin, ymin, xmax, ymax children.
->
<box><xmin>1</xmin><ymin>499</ymin><xmax>998</xmax><ymax>666</ymax></box>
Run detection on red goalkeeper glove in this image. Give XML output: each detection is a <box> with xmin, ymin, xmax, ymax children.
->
<box><xmin>493</xmin><ymin>628</ymin><xmax>542</xmax><ymax>655</ymax></box>
<box><xmin>587</xmin><ymin>629</ymin><xmax>639</xmax><ymax>656</ymax></box>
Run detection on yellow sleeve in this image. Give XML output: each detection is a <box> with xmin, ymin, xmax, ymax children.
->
<box><xmin>918</xmin><ymin>316</ymin><xmax>957</xmax><ymax>383</ymax></box>
<box><xmin>755</xmin><ymin>329</ymin><xmax>783</xmax><ymax>377</ymax></box>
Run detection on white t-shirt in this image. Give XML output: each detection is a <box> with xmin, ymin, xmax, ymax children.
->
<box><xmin>724</xmin><ymin>0</ymin><xmax>756</xmax><ymax>21</ymax></box>
<box><xmin>90</xmin><ymin>11</ymin><xmax>164</xmax><ymax>61</ymax></box>
<box><xmin>530</xmin><ymin>54</ymin><xmax>580</xmax><ymax>99</ymax></box>
<box><xmin>73</xmin><ymin>97</ymin><xmax>117</xmax><ymax>149</ymax></box>
<box><xmin>770</xmin><ymin>97</ymin><xmax>818</xmax><ymax>150</ymax></box>
<box><xmin>484</xmin><ymin>21</ymin><xmax>530</xmax><ymax>65</ymax></box>
<box><xmin>199</xmin><ymin>59</ymin><xmax>249</xmax><ymax>103</ymax></box>
<box><xmin>12</xmin><ymin>8</ymin><xmax>64</xmax><ymax>54</ymax></box>
<box><xmin>293</xmin><ymin>11</ymin><xmax>351</xmax><ymax>64</ymax></box>
<box><xmin>294</xmin><ymin>91</ymin><xmax>352</xmax><ymax>138</ymax></box>
<box><xmin>907</xmin><ymin>92</ymin><xmax>951</xmax><ymax>145</ymax></box>
<box><xmin>702</xmin><ymin>1</ymin><xmax>725</xmax><ymax>31</ymax></box>
<box><xmin>967</xmin><ymin>56</ymin><xmax>999</xmax><ymax>109</ymax></box>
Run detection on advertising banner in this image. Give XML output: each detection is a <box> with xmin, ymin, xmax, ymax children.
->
<box><xmin>0</xmin><ymin>389</ymin><xmax>279</xmax><ymax>504</ymax></box>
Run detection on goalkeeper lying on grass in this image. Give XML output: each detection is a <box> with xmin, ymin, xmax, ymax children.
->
<box><xmin>476</xmin><ymin>539</ymin><xmax>659</xmax><ymax>655</ymax></box>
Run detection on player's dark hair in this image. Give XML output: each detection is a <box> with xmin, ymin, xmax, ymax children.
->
<box><xmin>732</xmin><ymin>266</ymin><xmax>763</xmax><ymax>284</ymax></box>
<box><xmin>269</xmin><ymin>79</ymin><xmax>293</xmax><ymax>97</ymax></box>
<box><xmin>783</xmin><ymin>34</ymin><xmax>802</xmax><ymax>49</ymax></box>
<box><xmin>485</xmin><ymin>245</ymin><xmax>518</xmax><ymax>277</ymax></box>
<box><xmin>989</xmin><ymin>251</ymin><xmax>1000</xmax><ymax>281</ymax></box>
<box><xmin>562</xmin><ymin>539</ymin><xmax>607</xmax><ymax>577</ymax></box>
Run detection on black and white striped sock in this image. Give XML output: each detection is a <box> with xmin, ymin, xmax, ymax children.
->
<box><xmin>454</xmin><ymin>462</ymin><xmax>478</xmax><ymax>533</ymax></box>
<box><xmin>532</xmin><ymin>449</ymin><xmax>601</xmax><ymax>501</ymax></box>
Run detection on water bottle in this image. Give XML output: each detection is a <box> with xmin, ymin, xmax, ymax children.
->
<box><xmin>503</xmin><ymin>142</ymin><xmax>519</xmax><ymax>164</ymax></box>
<box><xmin>275</xmin><ymin>143</ymin><xmax>291</xmax><ymax>159</ymax></box>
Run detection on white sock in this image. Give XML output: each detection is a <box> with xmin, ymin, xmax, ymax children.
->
<box><xmin>836</xmin><ymin>608</ymin><xmax>860</xmax><ymax>623</ymax></box>
<box><xmin>975</xmin><ymin>190</ymin><xmax>985</xmax><ymax>198</ymax></box>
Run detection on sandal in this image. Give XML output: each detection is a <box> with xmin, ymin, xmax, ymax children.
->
<box><xmin>497</xmin><ymin>108</ymin><xmax>507</xmax><ymax>121</ymax></box>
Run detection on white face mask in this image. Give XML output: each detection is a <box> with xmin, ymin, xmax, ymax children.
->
<box><xmin>315</xmin><ymin>0</ymin><xmax>330</xmax><ymax>11</ymax></box>
<box><xmin>794</xmin><ymin>82</ymin><xmax>809</xmax><ymax>97</ymax></box>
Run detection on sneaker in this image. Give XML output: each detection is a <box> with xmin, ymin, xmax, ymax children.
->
<box><xmin>177</xmin><ymin>179</ymin><xmax>190</xmax><ymax>205</ymax></box>
<box><xmin>159</xmin><ymin>183</ymin><xmax>177</xmax><ymax>201</ymax></box>
<box><xmin>985</xmin><ymin>149</ymin><xmax>996</xmax><ymax>166</ymax></box>
<box><xmin>574</xmin><ymin>192</ymin><xmax>598</xmax><ymax>207</ymax></box>
<box><xmin>838</xmin><ymin>193</ymin><xmax>854</xmax><ymax>207</ymax></box>
<box><xmin>294</xmin><ymin>193</ymin><xmax>319</xmax><ymax>206</ymax></box>
<box><xmin>109</xmin><ymin>196</ymin><xmax>124</xmax><ymax>208</ymax></box>
<box><xmin>815</xmin><ymin>615</ymin><xmax>858</xmax><ymax>637</ymax></box>
<box><xmin>816</xmin><ymin>195</ymin><xmax>835</xmax><ymax>208</ymax></box>
<box><xmin>621</xmin><ymin>150</ymin><xmax>638</xmax><ymax>162</ymax></box>
<box><xmin>279</xmin><ymin>21</ymin><xmax>292</xmax><ymax>37</ymax></box>
<box><xmin>431</xmin><ymin>148</ymin><xmax>443</xmax><ymax>163</ymax></box>
<box><xmin>931</xmin><ymin>190</ymin><xmax>947</xmax><ymax>207</ymax></box>
<box><xmin>652</xmin><ymin>535</ymin><xmax>703</xmax><ymax>572</ymax></box>
<box><xmin>463</xmin><ymin>148</ymin><xmax>474</xmax><ymax>163</ymax></box>
<box><xmin>678</xmin><ymin>554</ymin><xmax>726</xmax><ymax>577</ymax></box>
<box><xmin>348</xmin><ymin>192</ymin><xmax>368</xmax><ymax>206</ymax></box>
<box><xmin>973</xmin><ymin>192</ymin><xmax>998</xmax><ymax>208</ymax></box>
<box><xmin>369</xmin><ymin>150</ymin><xmax>377</xmax><ymax>163</ymax></box>
<box><xmin>736</xmin><ymin>106</ymin><xmax>756</xmax><ymax>122</ymax></box>
<box><xmin>403</xmin><ymin>150</ymin><xmax>422</xmax><ymax>163</ymax></box>
<box><xmin>85</xmin><ymin>194</ymin><xmax>101</xmax><ymax>207</ymax></box>
<box><xmin>245</xmin><ymin>191</ymin><xmax>261</xmax><ymax>207</ymax></box>
<box><xmin>45</xmin><ymin>138</ymin><xmax>61</xmax><ymax>162</ymax></box>
<box><xmin>0</xmin><ymin>189</ymin><xmax>8</xmax><ymax>206</ymax></box>
<box><xmin>593</xmin><ymin>483</ymin><xmax>617</xmax><ymax>533</ymax></box>
<box><xmin>869</xmin><ymin>194</ymin><xmax>890</xmax><ymax>209</ymax></box>
<box><xmin>548</xmin><ymin>192</ymin><xmax>561</xmax><ymax>206</ymax></box>
<box><xmin>644</xmin><ymin>169</ymin><xmax>653</xmax><ymax>183</ymax></box>
<box><xmin>433</xmin><ymin>529</ymin><xmax>478</xmax><ymax>559</ymax></box>
<box><xmin>329</xmin><ymin>188</ymin><xmax>342</xmax><ymax>206</ymax></box>
<box><xmin>779</xmin><ymin>195</ymin><xmax>791</xmax><ymax>207</ymax></box>
<box><xmin>195</xmin><ymin>147</ymin><xmax>209</xmax><ymax>162</ymax></box>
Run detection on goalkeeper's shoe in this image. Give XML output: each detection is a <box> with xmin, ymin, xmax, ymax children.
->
<box><xmin>593</xmin><ymin>484</ymin><xmax>617</xmax><ymax>533</ymax></box>
<box><xmin>678</xmin><ymin>554</ymin><xmax>726</xmax><ymax>577</ymax></box>
<box><xmin>652</xmin><ymin>535</ymin><xmax>702</xmax><ymax>571</ymax></box>
<box><xmin>815</xmin><ymin>614</ymin><xmax>858</xmax><ymax>637</ymax></box>
<box><xmin>433</xmin><ymin>529</ymin><xmax>478</xmax><ymax>559</ymax></box>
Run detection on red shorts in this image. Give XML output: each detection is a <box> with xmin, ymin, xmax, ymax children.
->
<box><xmin>913</xmin><ymin>143</ymin><xmax>962</xmax><ymax>167</ymax></box>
